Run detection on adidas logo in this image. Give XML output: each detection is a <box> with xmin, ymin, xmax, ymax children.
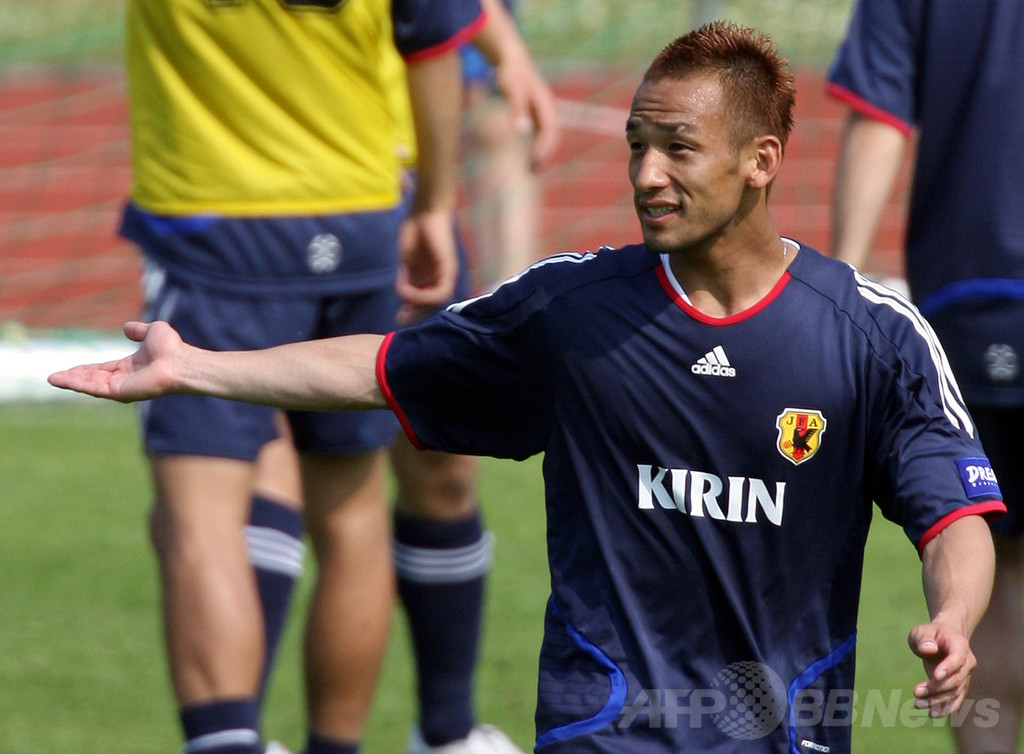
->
<box><xmin>691</xmin><ymin>345</ymin><xmax>737</xmax><ymax>377</ymax></box>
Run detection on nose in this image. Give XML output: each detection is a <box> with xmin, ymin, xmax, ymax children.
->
<box><xmin>631</xmin><ymin>148</ymin><xmax>670</xmax><ymax>193</ymax></box>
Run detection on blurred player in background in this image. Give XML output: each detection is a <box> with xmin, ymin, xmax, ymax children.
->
<box><xmin>457</xmin><ymin>0</ymin><xmax>545</xmax><ymax>289</ymax></box>
<box><xmin>54</xmin><ymin>22</ymin><xmax>1003</xmax><ymax>752</ymax></box>
<box><xmin>381</xmin><ymin>2</ymin><xmax>557</xmax><ymax>752</ymax></box>
<box><xmin>116</xmin><ymin>1</ymin><xmax>553</xmax><ymax>752</ymax></box>
<box><xmin>828</xmin><ymin>2</ymin><xmax>1024</xmax><ymax>751</ymax></box>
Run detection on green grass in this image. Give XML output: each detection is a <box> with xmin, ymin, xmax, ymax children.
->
<box><xmin>520</xmin><ymin>0</ymin><xmax>856</xmax><ymax>67</ymax></box>
<box><xmin>0</xmin><ymin>400</ymin><xmax>546</xmax><ymax>753</ymax></box>
<box><xmin>0</xmin><ymin>0</ymin><xmax>855</xmax><ymax>70</ymax></box>
<box><xmin>0</xmin><ymin>400</ymin><xmax>968</xmax><ymax>752</ymax></box>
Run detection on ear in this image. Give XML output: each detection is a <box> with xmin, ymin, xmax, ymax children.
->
<box><xmin>744</xmin><ymin>134</ymin><xmax>783</xmax><ymax>190</ymax></box>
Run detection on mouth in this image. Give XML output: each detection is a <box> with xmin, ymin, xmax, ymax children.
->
<box><xmin>639</xmin><ymin>202</ymin><xmax>680</xmax><ymax>223</ymax></box>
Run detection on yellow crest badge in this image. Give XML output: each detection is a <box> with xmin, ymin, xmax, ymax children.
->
<box><xmin>776</xmin><ymin>408</ymin><xmax>826</xmax><ymax>465</ymax></box>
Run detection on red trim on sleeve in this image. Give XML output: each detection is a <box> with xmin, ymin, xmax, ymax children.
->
<box><xmin>376</xmin><ymin>331</ymin><xmax>426</xmax><ymax>450</ymax></box>
<box><xmin>826</xmin><ymin>82</ymin><xmax>914</xmax><ymax>138</ymax></box>
<box><xmin>402</xmin><ymin>10</ymin><xmax>487</xmax><ymax>64</ymax></box>
<box><xmin>916</xmin><ymin>500</ymin><xmax>1007</xmax><ymax>556</ymax></box>
<box><xmin>656</xmin><ymin>264</ymin><xmax>791</xmax><ymax>326</ymax></box>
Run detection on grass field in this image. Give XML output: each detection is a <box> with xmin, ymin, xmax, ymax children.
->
<box><xmin>0</xmin><ymin>399</ymin><xmax>978</xmax><ymax>753</ymax></box>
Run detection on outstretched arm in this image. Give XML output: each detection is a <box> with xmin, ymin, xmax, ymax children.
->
<box><xmin>909</xmin><ymin>515</ymin><xmax>995</xmax><ymax>716</ymax></box>
<box><xmin>47</xmin><ymin>320</ymin><xmax>387</xmax><ymax>411</ymax></box>
<box><xmin>830</xmin><ymin>111</ymin><xmax>907</xmax><ymax>269</ymax></box>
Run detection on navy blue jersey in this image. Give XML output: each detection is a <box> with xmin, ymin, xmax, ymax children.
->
<box><xmin>379</xmin><ymin>243</ymin><xmax>1005</xmax><ymax>753</ymax></box>
<box><xmin>828</xmin><ymin>0</ymin><xmax>1024</xmax><ymax>405</ymax></box>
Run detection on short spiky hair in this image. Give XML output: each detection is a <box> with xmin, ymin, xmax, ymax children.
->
<box><xmin>643</xmin><ymin>21</ymin><xmax>796</xmax><ymax>150</ymax></box>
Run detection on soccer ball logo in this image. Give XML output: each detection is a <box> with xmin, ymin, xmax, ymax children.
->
<box><xmin>307</xmin><ymin>233</ymin><xmax>342</xmax><ymax>274</ymax></box>
<box><xmin>710</xmin><ymin>661</ymin><xmax>787</xmax><ymax>740</ymax></box>
<box><xmin>984</xmin><ymin>344</ymin><xmax>1019</xmax><ymax>383</ymax></box>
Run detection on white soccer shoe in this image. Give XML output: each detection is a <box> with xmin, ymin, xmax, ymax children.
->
<box><xmin>179</xmin><ymin>742</ymin><xmax>291</xmax><ymax>754</ymax></box>
<box><xmin>407</xmin><ymin>724</ymin><xmax>526</xmax><ymax>754</ymax></box>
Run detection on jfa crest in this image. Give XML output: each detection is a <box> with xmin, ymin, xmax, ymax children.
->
<box><xmin>775</xmin><ymin>408</ymin><xmax>827</xmax><ymax>465</ymax></box>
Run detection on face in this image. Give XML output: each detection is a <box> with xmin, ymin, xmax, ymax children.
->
<box><xmin>627</xmin><ymin>74</ymin><xmax>757</xmax><ymax>255</ymax></box>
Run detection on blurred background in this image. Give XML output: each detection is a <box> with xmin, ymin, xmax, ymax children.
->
<box><xmin>0</xmin><ymin>0</ymin><xmax>910</xmax><ymax>342</ymax></box>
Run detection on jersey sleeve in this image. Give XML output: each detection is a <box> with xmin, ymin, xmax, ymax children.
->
<box><xmin>376</xmin><ymin>276</ymin><xmax>554</xmax><ymax>460</ymax></box>
<box><xmin>862</xmin><ymin>281</ymin><xmax>1006</xmax><ymax>552</ymax></box>
<box><xmin>392</xmin><ymin>0</ymin><xmax>486</xmax><ymax>62</ymax></box>
<box><xmin>826</xmin><ymin>0</ymin><xmax>921</xmax><ymax>134</ymax></box>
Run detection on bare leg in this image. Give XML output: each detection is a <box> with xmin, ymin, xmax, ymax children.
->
<box><xmin>148</xmin><ymin>454</ymin><xmax>264</xmax><ymax>703</ymax></box>
<box><xmin>253</xmin><ymin>415</ymin><xmax>303</xmax><ymax>509</ymax></box>
<box><xmin>301</xmin><ymin>449</ymin><xmax>394</xmax><ymax>741</ymax></box>
<box><xmin>954</xmin><ymin>535</ymin><xmax>1024</xmax><ymax>753</ymax></box>
<box><xmin>391</xmin><ymin>433</ymin><xmax>480</xmax><ymax>521</ymax></box>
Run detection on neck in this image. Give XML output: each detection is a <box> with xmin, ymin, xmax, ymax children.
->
<box><xmin>665</xmin><ymin>232</ymin><xmax>796</xmax><ymax>318</ymax></box>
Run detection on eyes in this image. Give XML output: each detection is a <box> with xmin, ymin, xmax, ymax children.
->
<box><xmin>627</xmin><ymin>137</ymin><xmax>692</xmax><ymax>156</ymax></box>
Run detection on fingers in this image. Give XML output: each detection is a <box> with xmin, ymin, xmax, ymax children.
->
<box><xmin>397</xmin><ymin>211</ymin><xmax>458</xmax><ymax>309</ymax></box>
<box><xmin>123</xmin><ymin>320</ymin><xmax>151</xmax><ymax>342</ymax></box>
<box><xmin>49</xmin><ymin>320</ymin><xmax>150</xmax><ymax>391</ymax></box>
<box><xmin>47</xmin><ymin>368</ymin><xmax>79</xmax><ymax>390</ymax></box>
<box><xmin>507</xmin><ymin>78</ymin><xmax>559</xmax><ymax>171</ymax></box>
<box><xmin>47</xmin><ymin>363</ymin><xmax>120</xmax><ymax>399</ymax></box>
<box><xmin>49</xmin><ymin>320</ymin><xmax>178</xmax><ymax>402</ymax></box>
<box><xmin>395</xmin><ymin>267</ymin><xmax>455</xmax><ymax>309</ymax></box>
<box><xmin>395</xmin><ymin>302</ymin><xmax>432</xmax><ymax>328</ymax></box>
<box><xmin>914</xmin><ymin>681</ymin><xmax>969</xmax><ymax>718</ymax></box>
<box><xmin>493</xmin><ymin>61</ymin><xmax>559</xmax><ymax>171</ymax></box>
<box><xmin>525</xmin><ymin>88</ymin><xmax>560</xmax><ymax>171</ymax></box>
<box><xmin>908</xmin><ymin>622</ymin><xmax>976</xmax><ymax>717</ymax></box>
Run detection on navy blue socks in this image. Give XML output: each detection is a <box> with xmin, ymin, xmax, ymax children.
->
<box><xmin>180</xmin><ymin>698</ymin><xmax>262</xmax><ymax>754</ymax></box>
<box><xmin>304</xmin><ymin>731</ymin><xmax>359</xmax><ymax>754</ymax></box>
<box><xmin>393</xmin><ymin>510</ymin><xmax>494</xmax><ymax>746</ymax></box>
<box><xmin>246</xmin><ymin>494</ymin><xmax>305</xmax><ymax>706</ymax></box>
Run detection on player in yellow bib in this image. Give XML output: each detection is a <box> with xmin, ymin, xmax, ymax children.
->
<box><xmin>117</xmin><ymin>1</ymin><xmax>553</xmax><ymax>752</ymax></box>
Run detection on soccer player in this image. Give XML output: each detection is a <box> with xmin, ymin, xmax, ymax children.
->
<box><xmin>52</xmin><ymin>22</ymin><xmax>1004</xmax><ymax>753</ymax></box>
<box><xmin>115</xmin><ymin>1</ymin><xmax>547</xmax><ymax>753</ymax></box>
<box><xmin>828</xmin><ymin>2</ymin><xmax>1024</xmax><ymax>752</ymax></box>
<box><xmin>457</xmin><ymin>0</ymin><xmax>545</xmax><ymax>288</ymax></box>
<box><xmin>380</xmin><ymin>5</ymin><xmax>557</xmax><ymax>752</ymax></box>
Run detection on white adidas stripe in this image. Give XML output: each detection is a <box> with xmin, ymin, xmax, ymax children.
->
<box><xmin>393</xmin><ymin>531</ymin><xmax>495</xmax><ymax>584</ymax></box>
<box><xmin>447</xmin><ymin>251</ymin><xmax>599</xmax><ymax>314</ymax></box>
<box><xmin>695</xmin><ymin>346</ymin><xmax>731</xmax><ymax>367</ymax></box>
<box><xmin>854</xmin><ymin>272</ymin><xmax>974</xmax><ymax>438</ymax></box>
<box><xmin>185</xmin><ymin>729</ymin><xmax>260</xmax><ymax>753</ymax></box>
<box><xmin>245</xmin><ymin>526</ymin><xmax>305</xmax><ymax>578</ymax></box>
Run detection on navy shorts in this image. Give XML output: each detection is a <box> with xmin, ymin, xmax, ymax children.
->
<box><xmin>141</xmin><ymin>274</ymin><xmax>400</xmax><ymax>459</ymax></box>
<box><xmin>134</xmin><ymin>209</ymin><xmax>403</xmax><ymax>461</ymax></box>
<box><xmin>926</xmin><ymin>298</ymin><xmax>1024</xmax><ymax>407</ymax></box>
<box><xmin>970</xmin><ymin>404</ymin><xmax>1024</xmax><ymax>537</ymax></box>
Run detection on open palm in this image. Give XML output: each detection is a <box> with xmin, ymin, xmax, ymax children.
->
<box><xmin>48</xmin><ymin>321</ymin><xmax>184</xmax><ymax>403</ymax></box>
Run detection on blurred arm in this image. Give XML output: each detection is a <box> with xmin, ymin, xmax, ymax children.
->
<box><xmin>830</xmin><ymin>111</ymin><xmax>908</xmax><ymax>269</ymax></box>
<box><xmin>398</xmin><ymin>50</ymin><xmax>463</xmax><ymax>312</ymax></box>
<box><xmin>405</xmin><ymin>50</ymin><xmax>463</xmax><ymax>215</ymax></box>
<box><xmin>470</xmin><ymin>0</ymin><xmax>559</xmax><ymax>168</ymax></box>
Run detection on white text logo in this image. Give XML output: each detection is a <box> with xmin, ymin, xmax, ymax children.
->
<box><xmin>637</xmin><ymin>465</ymin><xmax>785</xmax><ymax>526</ymax></box>
<box><xmin>691</xmin><ymin>346</ymin><xmax>736</xmax><ymax>377</ymax></box>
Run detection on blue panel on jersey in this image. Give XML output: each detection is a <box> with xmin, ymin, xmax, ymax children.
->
<box><xmin>534</xmin><ymin>599</ymin><xmax>628</xmax><ymax>749</ymax></box>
